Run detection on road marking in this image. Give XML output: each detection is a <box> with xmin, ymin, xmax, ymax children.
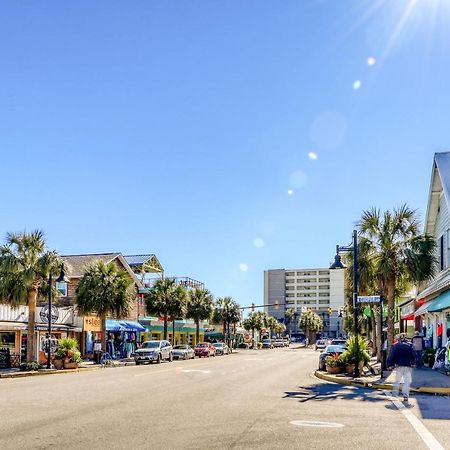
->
<box><xmin>383</xmin><ymin>391</ymin><xmax>445</xmax><ymax>450</ymax></box>
<box><xmin>290</xmin><ymin>420</ymin><xmax>344</xmax><ymax>428</ymax></box>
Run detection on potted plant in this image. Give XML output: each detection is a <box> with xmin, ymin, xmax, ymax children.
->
<box><xmin>56</xmin><ymin>338</ymin><xmax>82</xmax><ymax>369</ymax></box>
<box><xmin>325</xmin><ymin>353</ymin><xmax>344</xmax><ymax>374</ymax></box>
<box><xmin>341</xmin><ymin>336</ymin><xmax>371</xmax><ymax>375</ymax></box>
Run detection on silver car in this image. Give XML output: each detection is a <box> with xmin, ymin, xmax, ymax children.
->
<box><xmin>212</xmin><ymin>342</ymin><xmax>230</xmax><ymax>355</ymax></box>
<box><xmin>135</xmin><ymin>340</ymin><xmax>173</xmax><ymax>365</ymax></box>
<box><xmin>172</xmin><ymin>344</ymin><xmax>195</xmax><ymax>360</ymax></box>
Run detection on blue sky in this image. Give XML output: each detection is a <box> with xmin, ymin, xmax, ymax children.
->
<box><xmin>1</xmin><ymin>0</ymin><xmax>450</xmax><ymax>307</ymax></box>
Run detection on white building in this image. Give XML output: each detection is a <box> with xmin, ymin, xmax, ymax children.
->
<box><xmin>415</xmin><ymin>152</ymin><xmax>450</xmax><ymax>348</ymax></box>
<box><xmin>264</xmin><ymin>267</ymin><xmax>345</xmax><ymax>337</ymax></box>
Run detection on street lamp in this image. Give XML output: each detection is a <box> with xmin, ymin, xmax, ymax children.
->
<box><xmin>47</xmin><ymin>263</ymin><xmax>69</xmax><ymax>369</ymax></box>
<box><xmin>330</xmin><ymin>230</ymin><xmax>360</xmax><ymax>378</ymax></box>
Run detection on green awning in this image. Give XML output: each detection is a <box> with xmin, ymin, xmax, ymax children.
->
<box><xmin>428</xmin><ymin>290</ymin><xmax>450</xmax><ymax>313</ymax></box>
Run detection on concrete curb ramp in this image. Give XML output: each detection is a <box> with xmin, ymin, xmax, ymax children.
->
<box><xmin>314</xmin><ymin>370</ymin><xmax>450</xmax><ymax>395</ymax></box>
<box><xmin>0</xmin><ymin>366</ymin><xmax>101</xmax><ymax>379</ymax></box>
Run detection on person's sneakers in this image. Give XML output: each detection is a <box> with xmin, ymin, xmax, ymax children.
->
<box><xmin>403</xmin><ymin>396</ymin><xmax>409</xmax><ymax>403</ymax></box>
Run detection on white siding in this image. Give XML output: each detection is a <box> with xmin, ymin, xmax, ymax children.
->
<box><xmin>434</xmin><ymin>192</ymin><xmax>450</xmax><ymax>273</ymax></box>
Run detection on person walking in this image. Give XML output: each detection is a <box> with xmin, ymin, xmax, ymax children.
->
<box><xmin>387</xmin><ymin>334</ymin><xmax>416</xmax><ymax>402</ymax></box>
<box><xmin>411</xmin><ymin>331</ymin><xmax>424</xmax><ymax>368</ymax></box>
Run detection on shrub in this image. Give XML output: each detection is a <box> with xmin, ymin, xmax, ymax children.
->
<box><xmin>341</xmin><ymin>335</ymin><xmax>371</xmax><ymax>366</ymax></box>
<box><xmin>20</xmin><ymin>361</ymin><xmax>42</xmax><ymax>371</ymax></box>
<box><xmin>325</xmin><ymin>353</ymin><xmax>344</xmax><ymax>368</ymax></box>
<box><xmin>55</xmin><ymin>338</ymin><xmax>82</xmax><ymax>363</ymax></box>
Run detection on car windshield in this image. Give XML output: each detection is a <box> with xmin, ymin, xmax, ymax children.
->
<box><xmin>213</xmin><ymin>343</ymin><xmax>223</xmax><ymax>347</ymax></box>
<box><xmin>173</xmin><ymin>345</ymin><xmax>187</xmax><ymax>350</ymax></box>
<box><xmin>325</xmin><ymin>345</ymin><xmax>345</xmax><ymax>353</ymax></box>
<box><xmin>196</xmin><ymin>343</ymin><xmax>208</xmax><ymax>347</ymax></box>
<box><xmin>141</xmin><ymin>341</ymin><xmax>160</xmax><ymax>349</ymax></box>
<box><xmin>262</xmin><ymin>340</ymin><xmax>271</xmax><ymax>343</ymax></box>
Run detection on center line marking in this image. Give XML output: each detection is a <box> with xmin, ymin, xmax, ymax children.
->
<box><xmin>383</xmin><ymin>391</ymin><xmax>445</xmax><ymax>450</ymax></box>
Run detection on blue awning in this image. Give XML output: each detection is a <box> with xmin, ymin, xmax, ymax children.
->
<box><xmin>106</xmin><ymin>319</ymin><xmax>124</xmax><ymax>331</ymax></box>
<box><xmin>119</xmin><ymin>320</ymin><xmax>146</xmax><ymax>332</ymax></box>
<box><xmin>428</xmin><ymin>290</ymin><xmax>450</xmax><ymax>313</ymax></box>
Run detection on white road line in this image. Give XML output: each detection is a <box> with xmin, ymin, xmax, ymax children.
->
<box><xmin>383</xmin><ymin>391</ymin><xmax>445</xmax><ymax>450</ymax></box>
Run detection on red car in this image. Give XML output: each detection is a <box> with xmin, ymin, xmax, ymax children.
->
<box><xmin>194</xmin><ymin>342</ymin><xmax>216</xmax><ymax>358</ymax></box>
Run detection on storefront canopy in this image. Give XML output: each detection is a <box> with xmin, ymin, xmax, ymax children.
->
<box><xmin>106</xmin><ymin>319</ymin><xmax>145</xmax><ymax>332</ymax></box>
<box><xmin>428</xmin><ymin>290</ymin><xmax>450</xmax><ymax>313</ymax></box>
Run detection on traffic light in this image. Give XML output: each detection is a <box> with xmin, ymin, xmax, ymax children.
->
<box><xmin>327</xmin><ymin>307</ymin><xmax>332</xmax><ymax>315</ymax></box>
<box><xmin>251</xmin><ymin>302</ymin><xmax>255</xmax><ymax>312</ymax></box>
<box><xmin>275</xmin><ymin>300</ymin><xmax>279</xmax><ymax>310</ymax></box>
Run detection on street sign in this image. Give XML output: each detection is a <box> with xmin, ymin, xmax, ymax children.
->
<box><xmin>357</xmin><ymin>295</ymin><xmax>381</xmax><ymax>304</ymax></box>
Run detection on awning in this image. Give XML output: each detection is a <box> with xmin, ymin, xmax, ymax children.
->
<box><xmin>428</xmin><ymin>290</ymin><xmax>450</xmax><ymax>313</ymax></box>
<box><xmin>414</xmin><ymin>301</ymin><xmax>434</xmax><ymax>317</ymax></box>
<box><xmin>0</xmin><ymin>321</ymin><xmax>27</xmax><ymax>331</ymax></box>
<box><xmin>106</xmin><ymin>319</ymin><xmax>145</xmax><ymax>332</ymax></box>
<box><xmin>118</xmin><ymin>320</ymin><xmax>145</xmax><ymax>332</ymax></box>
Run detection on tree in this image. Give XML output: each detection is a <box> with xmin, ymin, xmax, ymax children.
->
<box><xmin>168</xmin><ymin>285</ymin><xmax>187</xmax><ymax>346</ymax></box>
<box><xmin>265</xmin><ymin>316</ymin><xmax>279</xmax><ymax>338</ymax></box>
<box><xmin>213</xmin><ymin>297</ymin><xmax>241</xmax><ymax>345</ymax></box>
<box><xmin>76</xmin><ymin>261</ymin><xmax>135</xmax><ymax>352</ymax></box>
<box><xmin>144</xmin><ymin>278</ymin><xmax>183</xmax><ymax>341</ymax></box>
<box><xmin>358</xmin><ymin>205</ymin><xmax>436</xmax><ymax>354</ymax></box>
<box><xmin>186</xmin><ymin>288</ymin><xmax>214</xmax><ymax>344</ymax></box>
<box><xmin>285</xmin><ymin>308</ymin><xmax>294</xmax><ymax>336</ymax></box>
<box><xmin>0</xmin><ymin>230</ymin><xmax>63</xmax><ymax>362</ymax></box>
<box><xmin>242</xmin><ymin>312</ymin><xmax>263</xmax><ymax>344</ymax></box>
<box><xmin>298</xmin><ymin>310</ymin><xmax>323</xmax><ymax>343</ymax></box>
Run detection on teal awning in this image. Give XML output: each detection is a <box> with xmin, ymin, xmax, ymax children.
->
<box><xmin>428</xmin><ymin>290</ymin><xmax>450</xmax><ymax>313</ymax></box>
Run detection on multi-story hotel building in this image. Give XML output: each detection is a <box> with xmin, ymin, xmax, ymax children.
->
<box><xmin>263</xmin><ymin>267</ymin><xmax>345</xmax><ymax>337</ymax></box>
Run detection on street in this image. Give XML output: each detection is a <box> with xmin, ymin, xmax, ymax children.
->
<box><xmin>1</xmin><ymin>348</ymin><xmax>449</xmax><ymax>450</ymax></box>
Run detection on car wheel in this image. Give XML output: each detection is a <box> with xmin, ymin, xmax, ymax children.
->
<box><xmin>157</xmin><ymin>354</ymin><xmax>161</xmax><ymax>364</ymax></box>
<box><xmin>184</xmin><ymin>353</ymin><xmax>188</xmax><ymax>360</ymax></box>
<box><xmin>135</xmin><ymin>361</ymin><xmax>140</xmax><ymax>366</ymax></box>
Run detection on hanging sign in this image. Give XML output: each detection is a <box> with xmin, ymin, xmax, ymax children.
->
<box><xmin>357</xmin><ymin>296</ymin><xmax>381</xmax><ymax>304</ymax></box>
<box><xmin>39</xmin><ymin>305</ymin><xmax>59</xmax><ymax>324</ymax></box>
<box><xmin>83</xmin><ymin>316</ymin><xmax>102</xmax><ymax>332</ymax></box>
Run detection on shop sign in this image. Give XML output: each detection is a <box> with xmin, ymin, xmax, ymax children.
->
<box><xmin>84</xmin><ymin>316</ymin><xmax>102</xmax><ymax>332</ymax></box>
<box><xmin>39</xmin><ymin>305</ymin><xmax>59</xmax><ymax>324</ymax></box>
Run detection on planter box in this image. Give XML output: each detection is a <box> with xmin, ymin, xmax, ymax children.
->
<box><xmin>345</xmin><ymin>362</ymin><xmax>364</xmax><ymax>375</ymax></box>
<box><xmin>326</xmin><ymin>365</ymin><xmax>342</xmax><ymax>374</ymax></box>
<box><xmin>53</xmin><ymin>359</ymin><xmax>64</xmax><ymax>370</ymax></box>
<box><xmin>63</xmin><ymin>361</ymin><xmax>78</xmax><ymax>370</ymax></box>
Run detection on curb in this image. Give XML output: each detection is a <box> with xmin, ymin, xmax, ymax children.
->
<box><xmin>0</xmin><ymin>366</ymin><xmax>101</xmax><ymax>379</ymax></box>
<box><xmin>314</xmin><ymin>370</ymin><xmax>450</xmax><ymax>395</ymax></box>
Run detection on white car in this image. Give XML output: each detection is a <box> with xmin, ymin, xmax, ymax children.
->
<box><xmin>135</xmin><ymin>340</ymin><xmax>173</xmax><ymax>365</ymax></box>
<box><xmin>315</xmin><ymin>339</ymin><xmax>327</xmax><ymax>351</ymax></box>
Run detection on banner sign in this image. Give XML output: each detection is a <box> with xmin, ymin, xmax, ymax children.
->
<box><xmin>83</xmin><ymin>316</ymin><xmax>102</xmax><ymax>332</ymax></box>
<box><xmin>357</xmin><ymin>295</ymin><xmax>381</xmax><ymax>304</ymax></box>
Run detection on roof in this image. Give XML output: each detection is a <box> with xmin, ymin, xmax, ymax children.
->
<box><xmin>61</xmin><ymin>253</ymin><xmax>143</xmax><ymax>288</ymax></box>
<box><xmin>123</xmin><ymin>254</ymin><xmax>164</xmax><ymax>273</ymax></box>
<box><xmin>62</xmin><ymin>253</ymin><xmax>121</xmax><ymax>277</ymax></box>
<box><xmin>425</xmin><ymin>152</ymin><xmax>450</xmax><ymax>236</ymax></box>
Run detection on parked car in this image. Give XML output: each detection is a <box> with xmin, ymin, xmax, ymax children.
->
<box><xmin>135</xmin><ymin>340</ymin><xmax>173</xmax><ymax>365</ymax></box>
<box><xmin>261</xmin><ymin>339</ymin><xmax>274</xmax><ymax>349</ymax></box>
<box><xmin>273</xmin><ymin>339</ymin><xmax>285</xmax><ymax>348</ymax></box>
<box><xmin>238</xmin><ymin>342</ymin><xmax>250</xmax><ymax>349</ymax></box>
<box><xmin>318</xmin><ymin>345</ymin><xmax>346</xmax><ymax>371</ymax></box>
<box><xmin>212</xmin><ymin>342</ymin><xmax>230</xmax><ymax>355</ymax></box>
<box><xmin>315</xmin><ymin>339</ymin><xmax>327</xmax><ymax>351</ymax></box>
<box><xmin>172</xmin><ymin>344</ymin><xmax>195</xmax><ymax>360</ymax></box>
<box><xmin>330</xmin><ymin>339</ymin><xmax>347</xmax><ymax>347</ymax></box>
<box><xmin>194</xmin><ymin>342</ymin><xmax>216</xmax><ymax>357</ymax></box>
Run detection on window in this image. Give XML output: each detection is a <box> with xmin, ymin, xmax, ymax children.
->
<box><xmin>319</xmin><ymin>292</ymin><xmax>330</xmax><ymax>297</ymax></box>
<box><xmin>319</xmin><ymin>300</ymin><xmax>330</xmax><ymax>304</ymax></box>
<box><xmin>286</xmin><ymin>286</ymin><xmax>294</xmax><ymax>291</ymax></box>
<box><xmin>286</xmin><ymin>272</ymin><xmax>295</xmax><ymax>277</ymax></box>
<box><xmin>286</xmin><ymin>293</ymin><xmax>295</xmax><ymax>298</ymax></box>
<box><xmin>286</xmin><ymin>279</ymin><xmax>295</xmax><ymax>284</ymax></box>
<box><xmin>319</xmin><ymin>278</ymin><xmax>330</xmax><ymax>282</ymax></box>
<box><xmin>439</xmin><ymin>235</ymin><xmax>445</xmax><ymax>271</ymax></box>
<box><xmin>56</xmin><ymin>282</ymin><xmax>68</xmax><ymax>297</ymax></box>
<box><xmin>318</xmin><ymin>271</ymin><xmax>329</xmax><ymax>275</ymax></box>
<box><xmin>318</xmin><ymin>285</ymin><xmax>330</xmax><ymax>290</ymax></box>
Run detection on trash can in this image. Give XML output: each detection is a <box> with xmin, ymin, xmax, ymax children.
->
<box><xmin>94</xmin><ymin>350</ymin><xmax>103</xmax><ymax>364</ymax></box>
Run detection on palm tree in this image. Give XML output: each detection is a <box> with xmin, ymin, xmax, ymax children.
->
<box><xmin>144</xmin><ymin>278</ymin><xmax>182</xmax><ymax>341</ymax></box>
<box><xmin>213</xmin><ymin>297</ymin><xmax>241</xmax><ymax>346</ymax></box>
<box><xmin>265</xmin><ymin>316</ymin><xmax>279</xmax><ymax>338</ymax></box>
<box><xmin>358</xmin><ymin>205</ymin><xmax>436</xmax><ymax>354</ymax></box>
<box><xmin>186</xmin><ymin>288</ymin><xmax>214</xmax><ymax>344</ymax></box>
<box><xmin>285</xmin><ymin>308</ymin><xmax>294</xmax><ymax>336</ymax></box>
<box><xmin>76</xmin><ymin>261</ymin><xmax>135</xmax><ymax>352</ymax></box>
<box><xmin>242</xmin><ymin>312</ymin><xmax>262</xmax><ymax>344</ymax></box>
<box><xmin>298</xmin><ymin>310</ymin><xmax>323</xmax><ymax>344</ymax></box>
<box><xmin>168</xmin><ymin>285</ymin><xmax>188</xmax><ymax>346</ymax></box>
<box><xmin>0</xmin><ymin>230</ymin><xmax>63</xmax><ymax>362</ymax></box>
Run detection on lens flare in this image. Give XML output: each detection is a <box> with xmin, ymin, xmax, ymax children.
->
<box><xmin>287</xmin><ymin>189</ymin><xmax>294</xmax><ymax>196</ymax></box>
<box><xmin>253</xmin><ymin>238</ymin><xmax>265</xmax><ymax>249</ymax></box>
<box><xmin>308</xmin><ymin>151</ymin><xmax>318</xmax><ymax>160</ymax></box>
<box><xmin>353</xmin><ymin>80</ymin><xmax>362</xmax><ymax>90</ymax></box>
<box><xmin>239</xmin><ymin>263</ymin><xmax>249</xmax><ymax>272</ymax></box>
<box><xmin>367</xmin><ymin>56</ymin><xmax>376</xmax><ymax>66</ymax></box>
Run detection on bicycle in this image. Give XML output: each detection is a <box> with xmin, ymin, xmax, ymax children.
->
<box><xmin>100</xmin><ymin>352</ymin><xmax>116</xmax><ymax>368</ymax></box>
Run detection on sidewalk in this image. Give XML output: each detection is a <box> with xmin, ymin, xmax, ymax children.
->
<box><xmin>315</xmin><ymin>361</ymin><xmax>450</xmax><ymax>395</ymax></box>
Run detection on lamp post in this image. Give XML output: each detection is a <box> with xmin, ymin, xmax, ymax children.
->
<box><xmin>330</xmin><ymin>230</ymin><xmax>359</xmax><ymax>377</ymax></box>
<box><xmin>47</xmin><ymin>263</ymin><xmax>69</xmax><ymax>369</ymax></box>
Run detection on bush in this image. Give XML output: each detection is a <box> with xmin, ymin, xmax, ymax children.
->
<box><xmin>341</xmin><ymin>335</ymin><xmax>370</xmax><ymax>366</ymax></box>
<box><xmin>20</xmin><ymin>361</ymin><xmax>42</xmax><ymax>371</ymax></box>
<box><xmin>325</xmin><ymin>353</ymin><xmax>344</xmax><ymax>368</ymax></box>
<box><xmin>55</xmin><ymin>338</ymin><xmax>82</xmax><ymax>363</ymax></box>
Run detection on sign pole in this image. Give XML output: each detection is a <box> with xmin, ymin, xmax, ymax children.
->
<box><xmin>47</xmin><ymin>273</ymin><xmax>52</xmax><ymax>369</ymax></box>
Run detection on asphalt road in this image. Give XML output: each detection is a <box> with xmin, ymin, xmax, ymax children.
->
<box><xmin>1</xmin><ymin>347</ymin><xmax>449</xmax><ymax>450</ymax></box>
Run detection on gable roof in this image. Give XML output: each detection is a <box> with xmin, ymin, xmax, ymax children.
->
<box><xmin>62</xmin><ymin>253</ymin><xmax>143</xmax><ymax>288</ymax></box>
<box><xmin>123</xmin><ymin>254</ymin><xmax>164</xmax><ymax>273</ymax></box>
<box><xmin>425</xmin><ymin>152</ymin><xmax>450</xmax><ymax>236</ymax></box>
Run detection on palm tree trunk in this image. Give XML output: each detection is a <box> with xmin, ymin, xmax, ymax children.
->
<box><xmin>172</xmin><ymin>319</ymin><xmax>176</xmax><ymax>345</ymax></box>
<box><xmin>27</xmin><ymin>288</ymin><xmax>38</xmax><ymax>363</ymax></box>
<box><xmin>163</xmin><ymin>315</ymin><xmax>168</xmax><ymax>340</ymax></box>
<box><xmin>195</xmin><ymin>319</ymin><xmax>200</xmax><ymax>344</ymax></box>
<box><xmin>101</xmin><ymin>315</ymin><xmax>107</xmax><ymax>353</ymax></box>
<box><xmin>376</xmin><ymin>305</ymin><xmax>382</xmax><ymax>362</ymax></box>
<box><xmin>386</xmin><ymin>278</ymin><xmax>396</xmax><ymax>356</ymax></box>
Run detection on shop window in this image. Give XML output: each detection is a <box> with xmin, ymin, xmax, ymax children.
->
<box><xmin>56</xmin><ymin>281</ymin><xmax>68</xmax><ymax>297</ymax></box>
